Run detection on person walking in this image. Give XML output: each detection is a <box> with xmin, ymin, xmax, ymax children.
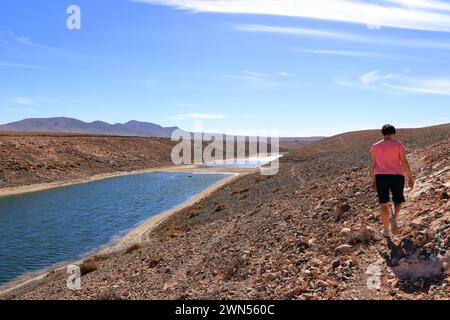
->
<box><xmin>371</xmin><ymin>124</ymin><xmax>415</xmax><ymax>238</ymax></box>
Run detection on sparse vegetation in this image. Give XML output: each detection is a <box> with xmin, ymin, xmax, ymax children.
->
<box><xmin>44</xmin><ymin>270</ymin><xmax>56</xmax><ymax>278</ymax></box>
<box><xmin>160</xmin><ymin>224</ymin><xmax>182</xmax><ymax>240</ymax></box>
<box><xmin>187</xmin><ymin>206</ymin><xmax>203</xmax><ymax>219</ymax></box>
<box><xmin>231</xmin><ymin>187</ymin><xmax>250</xmax><ymax>195</ymax></box>
<box><xmin>254</xmin><ymin>175</ymin><xmax>271</xmax><ymax>183</ymax></box>
<box><xmin>80</xmin><ymin>262</ymin><xmax>98</xmax><ymax>276</ymax></box>
<box><xmin>214</xmin><ymin>203</ymin><xmax>227</xmax><ymax>212</ymax></box>
<box><xmin>124</xmin><ymin>243</ymin><xmax>142</xmax><ymax>254</ymax></box>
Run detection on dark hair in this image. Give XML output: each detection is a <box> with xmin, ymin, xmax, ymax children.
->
<box><xmin>382</xmin><ymin>124</ymin><xmax>397</xmax><ymax>136</ymax></box>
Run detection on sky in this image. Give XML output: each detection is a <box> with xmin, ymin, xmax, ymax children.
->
<box><xmin>0</xmin><ymin>0</ymin><xmax>450</xmax><ymax>136</ymax></box>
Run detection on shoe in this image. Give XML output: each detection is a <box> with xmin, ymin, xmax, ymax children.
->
<box><xmin>381</xmin><ymin>229</ymin><xmax>391</xmax><ymax>239</ymax></box>
<box><xmin>390</xmin><ymin>208</ymin><xmax>400</xmax><ymax>235</ymax></box>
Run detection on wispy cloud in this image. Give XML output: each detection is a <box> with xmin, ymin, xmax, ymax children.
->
<box><xmin>3</xmin><ymin>107</ymin><xmax>35</xmax><ymax>114</ymax></box>
<box><xmin>168</xmin><ymin>113</ymin><xmax>226</xmax><ymax>120</ymax></box>
<box><xmin>385</xmin><ymin>0</ymin><xmax>450</xmax><ymax>12</ymax></box>
<box><xmin>359</xmin><ymin>70</ymin><xmax>391</xmax><ymax>85</ymax></box>
<box><xmin>383</xmin><ymin>78</ymin><xmax>450</xmax><ymax>96</ymax></box>
<box><xmin>239</xmin><ymin>70</ymin><xmax>278</xmax><ymax>88</ymax></box>
<box><xmin>0</xmin><ymin>30</ymin><xmax>118</xmax><ymax>71</ymax></box>
<box><xmin>3</xmin><ymin>96</ymin><xmax>100</xmax><ymax>109</ymax></box>
<box><xmin>8</xmin><ymin>30</ymin><xmax>33</xmax><ymax>46</ymax></box>
<box><xmin>11</xmin><ymin>97</ymin><xmax>35</xmax><ymax>105</ymax></box>
<box><xmin>277</xmin><ymin>71</ymin><xmax>294</xmax><ymax>77</ymax></box>
<box><xmin>336</xmin><ymin>69</ymin><xmax>450</xmax><ymax>96</ymax></box>
<box><xmin>1</xmin><ymin>30</ymin><xmax>77</xmax><ymax>60</ymax></box>
<box><xmin>243</xmin><ymin>70</ymin><xmax>268</xmax><ymax>77</ymax></box>
<box><xmin>0</xmin><ymin>60</ymin><xmax>47</xmax><ymax>70</ymax></box>
<box><xmin>233</xmin><ymin>24</ymin><xmax>450</xmax><ymax>50</ymax></box>
<box><xmin>223</xmin><ymin>70</ymin><xmax>300</xmax><ymax>89</ymax></box>
<box><xmin>295</xmin><ymin>48</ymin><xmax>400</xmax><ymax>59</ymax></box>
<box><xmin>132</xmin><ymin>0</ymin><xmax>450</xmax><ymax>32</ymax></box>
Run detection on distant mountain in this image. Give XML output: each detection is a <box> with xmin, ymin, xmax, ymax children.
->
<box><xmin>279</xmin><ymin>137</ymin><xmax>325</xmax><ymax>142</ymax></box>
<box><xmin>0</xmin><ymin>117</ymin><xmax>181</xmax><ymax>138</ymax></box>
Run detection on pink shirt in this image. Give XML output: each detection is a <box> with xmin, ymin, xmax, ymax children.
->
<box><xmin>370</xmin><ymin>139</ymin><xmax>405</xmax><ymax>176</ymax></box>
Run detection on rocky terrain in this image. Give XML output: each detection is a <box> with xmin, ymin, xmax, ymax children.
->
<box><xmin>0</xmin><ymin>132</ymin><xmax>175</xmax><ymax>189</ymax></box>
<box><xmin>2</xmin><ymin>124</ymin><xmax>450</xmax><ymax>300</ymax></box>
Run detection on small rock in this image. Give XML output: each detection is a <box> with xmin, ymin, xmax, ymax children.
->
<box><xmin>332</xmin><ymin>259</ymin><xmax>341</xmax><ymax>269</ymax></box>
<box><xmin>286</xmin><ymin>284</ymin><xmax>307</xmax><ymax>299</ymax></box>
<box><xmin>336</xmin><ymin>203</ymin><xmax>351</xmax><ymax>220</ymax></box>
<box><xmin>336</xmin><ymin>244</ymin><xmax>354</xmax><ymax>254</ymax></box>
<box><xmin>149</xmin><ymin>258</ymin><xmax>161</xmax><ymax>268</ymax></box>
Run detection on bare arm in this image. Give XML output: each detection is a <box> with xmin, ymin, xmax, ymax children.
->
<box><xmin>371</xmin><ymin>152</ymin><xmax>377</xmax><ymax>191</ymax></box>
<box><xmin>400</xmin><ymin>150</ymin><xmax>415</xmax><ymax>190</ymax></box>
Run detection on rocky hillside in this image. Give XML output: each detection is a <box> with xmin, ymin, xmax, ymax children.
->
<box><xmin>0</xmin><ymin>133</ymin><xmax>175</xmax><ymax>188</ymax></box>
<box><xmin>4</xmin><ymin>125</ymin><xmax>450</xmax><ymax>300</ymax></box>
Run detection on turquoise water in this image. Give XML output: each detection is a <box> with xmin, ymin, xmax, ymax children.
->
<box><xmin>0</xmin><ymin>172</ymin><xmax>230</xmax><ymax>285</ymax></box>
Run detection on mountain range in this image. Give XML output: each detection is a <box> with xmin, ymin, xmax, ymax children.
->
<box><xmin>0</xmin><ymin>117</ymin><xmax>180</xmax><ymax>138</ymax></box>
<box><xmin>0</xmin><ymin>117</ymin><xmax>325</xmax><ymax>142</ymax></box>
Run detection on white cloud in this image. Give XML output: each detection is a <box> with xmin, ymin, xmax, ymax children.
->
<box><xmin>0</xmin><ymin>60</ymin><xmax>47</xmax><ymax>70</ymax></box>
<box><xmin>233</xmin><ymin>24</ymin><xmax>450</xmax><ymax>50</ymax></box>
<box><xmin>277</xmin><ymin>71</ymin><xmax>294</xmax><ymax>77</ymax></box>
<box><xmin>3</xmin><ymin>107</ymin><xmax>35</xmax><ymax>114</ymax></box>
<box><xmin>11</xmin><ymin>97</ymin><xmax>35</xmax><ymax>105</ymax></box>
<box><xmin>226</xmin><ymin>70</ymin><xmax>301</xmax><ymax>89</ymax></box>
<box><xmin>360</xmin><ymin>70</ymin><xmax>385</xmax><ymax>85</ymax></box>
<box><xmin>189</xmin><ymin>113</ymin><xmax>226</xmax><ymax>119</ymax></box>
<box><xmin>296</xmin><ymin>48</ymin><xmax>399</xmax><ymax>59</ymax></box>
<box><xmin>8</xmin><ymin>30</ymin><xmax>33</xmax><ymax>46</ymax></box>
<box><xmin>383</xmin><ymin>78</ymin><xmax>450</xmax><ymax>96</ymax></box>
<box><xmin>385</xmin><ymin>0</ymin><xmax>450</xmax><ymax>12</ymax></box>
<box><xmin>336</xmin><ymin>70</ymin><xmax>450</xmax><ymax>96</ymax></box>
<box><xmin>243</xmin><ymin>70</ymin><xmax>268</xmax><ymax>77</ymax></box>
<box><xmin>168</xmin><ymin>113</ymin><xmax>226</xmax><ymax>120</ymax></box>
<box><xmin>132</xmin><ymin>0</ymin><xmax>450</xmax><ymax>32</ymax></box>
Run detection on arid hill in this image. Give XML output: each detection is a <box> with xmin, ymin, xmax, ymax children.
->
<box><xmin>0</xmin><ymin>132</ymin><xmax>291</xmax><ymax>190</ymax></box>
<box><xmin>284</xmin><ymin>123</ymin><xmax>450</xmax><ymax>178</ymax></box>
<box><xmin>0</xmin><ymin>133</ymin><xmax>175</xmax><ymax>189</ymax></box>
<box><xmin>6</xmin><ymin>123</ymin><xmax>449</xmax><ymax>300</ymax></box>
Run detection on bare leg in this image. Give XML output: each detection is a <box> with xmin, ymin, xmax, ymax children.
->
<box><xmin>380</xmin><ymin>203</ymin><xmax>390</xmax><ymax>233</ymax></box>
<box><xmin>389</xmin><ymin>202</ymin><xmax>401</xmax><ymax>235</ymax></box>
<box><xmin>394</xmin><ymin>203</ymin><xmax>402</xmax><ymax>217</ymax></box>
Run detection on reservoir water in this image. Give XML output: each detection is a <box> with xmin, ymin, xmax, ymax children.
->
<box><xmin>0</xmin><ymin>171</ymin><xmax>231</xmax><ymax>285</ymax></box>
<box><xmin>206</xmin><ymin>155</ymin><xmax>281</xmax><ymax>168</ymax></box>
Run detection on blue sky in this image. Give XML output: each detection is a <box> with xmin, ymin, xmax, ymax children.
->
<box><xmin>0</xmin><ymin>0</ymin><xmax>450</xmax><ymax>136</ymax></box>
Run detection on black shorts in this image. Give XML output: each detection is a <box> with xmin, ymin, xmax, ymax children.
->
<box><xmin>375</xmin><ymin>174</ymin><xmax>406</xmax><ymax>204</ymax></box>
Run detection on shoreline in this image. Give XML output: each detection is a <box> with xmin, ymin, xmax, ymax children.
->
<box><xmin>115</xmin><ymin>172</ymin><xmax>244</xmax><ymax>246</ymax></box>
<box><xmin>0</xmin><ymin>165</ymin><xmax>254</xmax><ymax>296</ymax></box>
